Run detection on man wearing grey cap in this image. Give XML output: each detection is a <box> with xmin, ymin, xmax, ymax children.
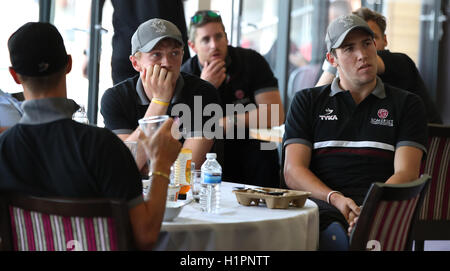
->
<box><xmin>101</xmin><ymin>18</ymin><xmax>220</xmax><ymax>172</ymax></box>
<box><xmin>283</xmin><ymin>15</ymin><xmax>427</xmax><ymax>250</ymax></box>
<box><xmin>315</xmin><ymin>7</ymin><xmax>442</xmax><ymax>124</ymax></box>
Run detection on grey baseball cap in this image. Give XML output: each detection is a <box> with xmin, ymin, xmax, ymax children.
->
<box><xmin>131</xmin><ymin>18</ymin><xmax>184</xmax><ymax>55</ymax></box>
<box><xmin>325</xmin><ymin>14</ymin><xmax>374</xmax><ymax>52</ymax></box>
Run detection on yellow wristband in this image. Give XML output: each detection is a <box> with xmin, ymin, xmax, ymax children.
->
<box><xmin>151</xmin><ymin>98</ymin><xmax>169</xmax><ymax>107</ymax></box>
<box><xmin>149</xmin><ymin>171</ymin><xmax>170</xmax><ymax>181</ymax></box>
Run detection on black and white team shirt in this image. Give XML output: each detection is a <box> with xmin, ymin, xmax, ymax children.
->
<box><xmin>284</xmin><ymin>77</ymin><xmax>428</xmax><ymax>197</ymax></box>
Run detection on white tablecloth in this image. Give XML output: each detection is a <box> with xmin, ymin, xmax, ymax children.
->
<box><xmin>154</xmin><ymin>182</ymin><xmax>319</xmax><ymax>251</ymax></box>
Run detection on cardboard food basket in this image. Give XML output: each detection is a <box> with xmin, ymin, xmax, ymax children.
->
<box><xmin>233</xmin><ymin>187</ymin><xmax>311</xmax><ymax>209</ymax></box>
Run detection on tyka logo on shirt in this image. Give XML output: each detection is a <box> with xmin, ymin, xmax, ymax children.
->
<box><xmin>319</xmin><ymin>108</ymin><xmax>338</xmax><ymax>121</ymax></box>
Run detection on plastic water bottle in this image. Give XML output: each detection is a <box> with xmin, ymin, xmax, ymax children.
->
<box><xmin>200</xmin><ymin>153</ymin><xmax>222</xmax><ymax>213</ymax></box>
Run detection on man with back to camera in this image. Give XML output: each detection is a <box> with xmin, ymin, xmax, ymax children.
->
<box><xmin>181</xmin><ymin>10</ymin><xmax>285</xmax><ymax>188</ymax></box>
<box><xmin>101</xmin><ymin>18</ymin><xmax>220</xmax><ymax>172</ymax></box>
<box><xmin>315</xmin><ymin>7</ymin><xmax>442</xmax><ymax>124</ymax></box>
<box><xmin>283</xmin><ymin>15</ymin><xmax>428</xmax><ymax>250</ymax></box>
<box><xmin>0</xmin><ymin>22</ymin><xmax>183</xmax><ymax>250</ymax></box>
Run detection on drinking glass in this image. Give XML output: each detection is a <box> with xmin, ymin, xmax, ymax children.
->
<box><xmin>138</xmin><ymin>115</ymin><xmax>169</xmax><ymax>177</ymax></box>
<box><xmin>138</xmin><ymin>115</ymin><xmax>169</xmax><ymax>137</ymax></box>
<box><xmin>191</xmin><ymin>170</ymin><xmax>202</xmax><ymax>202</ymax></box>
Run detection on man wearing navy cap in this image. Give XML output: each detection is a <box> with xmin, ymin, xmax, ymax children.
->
<box><xmin>283</xmin><ymin>15</ymin><xmax>428</xmax><ymax>250</ymax></box>
<box><xmin>0</xmin><ymin>22</ymin><xmax>183</xmax><ymax>250</ymax></box>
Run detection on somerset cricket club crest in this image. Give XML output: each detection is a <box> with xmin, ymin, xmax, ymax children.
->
<box><xmin>339</xmin><ymin>15</ymin><xmax>354</xmax><ymax>28</ymax></box>
<box><xmin>371</xmin><ymin>109</ymin><xmax>394</xmax><ymax>127</ymax></box>
<box><xmin>377</xmin><ymin>109</ymin><xmax>389</xmax><ymax>119</ymax></box>
<box><xmin>149</xmin><ymin>19</ymin><xmax>167</xmax><ymax>33</ymax></box>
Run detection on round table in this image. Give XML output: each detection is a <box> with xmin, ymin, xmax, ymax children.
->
<box><xmin>154</xmin><ymin>182</ymin><xmax>319</xmax><ymax>251</ymax></box>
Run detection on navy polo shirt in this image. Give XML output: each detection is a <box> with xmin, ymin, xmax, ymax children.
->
<box><xmin>182</xmin><ymin>46</ymin><xmax>278</xmax><ymax>107</ymax></box>
<box><xmin>181</xmin><ymin>46</ymin><xmax>281</xmax><ymax>187</ymax></box>
<box><xmin>0</xmin><ymin>98</ymin><xmax>143</xmax><ymax>207</ymax></box>
<box><xmin>100</xmin><ymin>72</ymin><xmax>220</xmax><ymax>139</ymax></box>
<box><xmin>284</xmin><ymin>77</ymin><xmax>428</xmax><ymax>196</ymax></box>
<box><xmin>377</xmin><ymin>50</ymin><xmax>442</xmax><ymax>124</ymax></box>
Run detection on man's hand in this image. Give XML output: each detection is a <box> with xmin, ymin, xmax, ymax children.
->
<box><xmin>348</xmin><ymin>217</ymin><xmax>359</xmax><ymax>236</ymax></box>
<box><xmin>141</xmin><ymin>65</ymin><xmax>176</xmax><ymax>103</ymax></box>
<box><xmin>329</xmin><ymin>193</ymin><xmax>361</xmax><ymax>225</ymax></box>
<box><xmin>139</xmin><ymin>118</ymin><xmax>181</xmax><ymax>174</ymax></box>
<box><xmin>200</xmin><ymin>59</ymin><xmax>226</xmax><ymax>89</ymax></box>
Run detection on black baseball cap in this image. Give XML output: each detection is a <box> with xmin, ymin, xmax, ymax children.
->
<box><xmin>8</xmin><ymin>22</ymin><xmax>69</xmax><ymax>77</ymax></box>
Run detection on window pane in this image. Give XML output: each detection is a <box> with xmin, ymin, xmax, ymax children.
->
<box><xmin>383</xmin><ymin>0</ymin><xmax>422</xmax><ymax>64</ymax></box>
<box><xmin>0</xmin><ymin>0</ymin><xmax>39</xmax><ymax>94</ymax></box>
<box><xmin>240</xmin><ymin>0</ymin><xmax>278</xmax><ymax>55</ymax></box>
<box><xmin>211</xmin><ymin>0</ymin><xmax>233</xmax><ymax>37</ymax></box>
<box><xmin>53</xmin><ymin>0</ymin><xmax>90</xmax><ymax>108</ymax></box>
<box><xmin>53</xmin><ymin>0</ymin><xmax>114</xmax><ymax>126</ymax></box>
<box><xmin>286</xmin><ymin>0</ymin><xmax>357</xmax><ymax>105</ymax></box>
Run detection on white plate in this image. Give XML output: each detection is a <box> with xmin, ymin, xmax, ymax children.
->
<box><xmin>166</xmin><ymin>198</ymin><xmax>193</xmax><ymax>208</ymax></box>
<box><xmin>164</xmin><ymin>198</ymin><xmax>193</xmax><ymax>221</ymax></box>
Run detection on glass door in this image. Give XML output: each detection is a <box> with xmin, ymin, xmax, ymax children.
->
<box><xmin>0</xmin><ymin>0</ymin><xmax>39</xmax><ymax>95</ymax></box>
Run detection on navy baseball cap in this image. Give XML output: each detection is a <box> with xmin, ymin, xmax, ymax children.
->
<box><xmin>8</xmin><ymin>22</ymin><xmax>69</xmax><ymax>77</ymax></box>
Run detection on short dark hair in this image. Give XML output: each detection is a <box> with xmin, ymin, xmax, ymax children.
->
<box><xmin>17</xmin><ymin>67</ymin><xmax>67</xmax><ymax>94</ymax></box>
<box><xmin>188</xmin><ymin>10</ymin><xmax>225</xmax><ymax>43</ymax></box>
<box><xmin>353</xmin><ymin>7</ymin><xmax>387</xmax><ymax>35</ymax></box>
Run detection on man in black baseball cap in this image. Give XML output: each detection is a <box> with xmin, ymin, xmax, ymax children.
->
<box><xmin>1</xmin><ymin>22</ymin><xmax>182</xmax><ymax>250</ymax></box>
<box><xmin>8</xmin><ymin>22</ymin><xmax>69</xmax><ymax>78</ymax></box>
<box><xmin>8</xmin><ymin>22</ymin><xmax>71</xmax><ymax>100</ymax></box>
<box><xmin>283</xmin><ymin>14</ymin><xmax>427</xmax><ymax>250</ymax></box>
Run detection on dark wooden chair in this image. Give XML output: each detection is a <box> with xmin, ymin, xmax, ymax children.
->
<box><xmin>412</xmin><ymin>124</ymin><xmax>450</xmax><ymax>251</ymax></box>
<box><xmin>0</xmin><ymin>193</ymin><xmax>135</xmax><ymax>251</ymax></box>
<box><xmin>349</xmin><ymin>175</ymin><xmax>431</xmax><ymax>251</ymax></box>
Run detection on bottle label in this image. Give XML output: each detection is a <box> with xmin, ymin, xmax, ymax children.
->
<box><xmin>203</xmin><ymin>173</ymin><xmax>221</xmax><ymax>184</ymax></box>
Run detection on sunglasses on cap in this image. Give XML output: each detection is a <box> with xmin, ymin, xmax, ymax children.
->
<box><xmin>190</xmin><ymin>10</ymin><xmax>221</xmax><ymax>25</ymax></box>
